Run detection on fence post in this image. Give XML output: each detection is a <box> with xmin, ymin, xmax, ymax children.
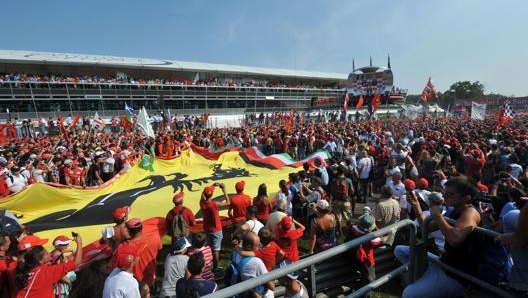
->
<box><xmin>307</xmin><ymin>264</ymin><xmax>317</xmax><ymax>298</ymax></box>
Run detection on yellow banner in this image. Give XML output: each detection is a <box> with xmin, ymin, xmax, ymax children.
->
<box><xmin>0</xmin><ymin>150</ymin><xmax>299</xmax><ymax>248</ymax></box>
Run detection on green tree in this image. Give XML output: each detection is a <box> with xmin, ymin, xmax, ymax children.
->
<box><xmin>442</xmin><ymin>81</ymin><xmax>484</xmax><ymax>105</ymax></box>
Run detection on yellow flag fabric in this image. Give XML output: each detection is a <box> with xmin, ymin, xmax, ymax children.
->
<box><xmin>0</xmin><ymin>150</ymin><xmax>300</xmax><ymax>248</ymax></box>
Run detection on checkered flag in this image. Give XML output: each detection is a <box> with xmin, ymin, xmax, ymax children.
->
<box><xmin>497</xmin><ymin>100</ymin><xmax>516</xmax><ymax>126</ymax></box>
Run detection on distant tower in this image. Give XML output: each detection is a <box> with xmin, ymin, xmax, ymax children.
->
<box><xmin>387</xmin><ymin>54</ymin><xmax>391</xmax><ymax>69</ymax></box>
<box><xmin>370</xmin><ymin>56</ymin><xmax>373</xmax><ymax>67</ymax></box>
<box><xmin>352</xmin><ymin>59</ymin><xmax>355</xmax><ymax>71</ymax></box>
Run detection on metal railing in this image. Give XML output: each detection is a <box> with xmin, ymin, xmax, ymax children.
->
<box><xmin>421</xmin><ymin>216</ymin><xmax>516</xmax><ymax>298</ymax></box>
<box><xmin>202</xmin><ymin>219</ymin><xmax>417</xmax><ymax>298</ymax></box>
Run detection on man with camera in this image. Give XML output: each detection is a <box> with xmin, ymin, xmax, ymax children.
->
<box><xmin>200</xmin><ymin>182</ymin><xmax>230</xmax><ymax>271</ymax></box>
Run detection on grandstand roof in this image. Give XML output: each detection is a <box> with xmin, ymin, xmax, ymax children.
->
<box><xmin>0</xmin><ymin>49</ymin><xmax>347</xmax><ymax>80</ymax></box>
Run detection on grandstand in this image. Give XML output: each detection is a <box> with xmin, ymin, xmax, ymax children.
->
<box><xmin>0</xmin><ymin>50</ymin><xmax>348</xmax><ymax>118</ymax></box>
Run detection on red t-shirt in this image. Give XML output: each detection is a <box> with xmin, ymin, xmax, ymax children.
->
<box><xmin>111</xmin><ymin>237</ymin><xmax>162</xmax><ymax>286</ymax></box>
<box><xmin>165</xmin><ymin>205</ymin><xmax>196</xmax><ymax>234</ymax></box>
<box><xmin>275</xmin><ymin>227</ymin><xmax>304</xmax><ymax>261</ymax></box>
<box><xmin>200</xmin><ymin>199</ymin><xmax>222</xmax><ymax>233</ymax></box>
<box><xmin>256</xmin><ymin>241</ymin><xmax>282</xmax><ymax>271</ymax></box>
<box><xmin>229</xmin><ymin>193</ymin><xmax>252</xmax><ymax>223</ymax></box>
<box><xmin>0</xmin><ymin>257</ymin><xmax>17</xmax><ymax>298</ymax></box>
<box><xmin>16</xmin><ymin>261</ymin><xmax>76</xmax><ymax>298</ymax></box>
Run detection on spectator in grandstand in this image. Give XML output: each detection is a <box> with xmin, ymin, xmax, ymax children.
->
<box><xmin>159</xmin><ymin>237</ymin><xmax>191</xmax><ymax>298</ymax></box>
<box><xmin>394</xmin><ymin>176</ymin><xmax>481</xmax><ymax>298</ymax></box>
<box><xmin>199</xmin><ymin>183</ymin><xmax>230</xmax><ymax>271</ymax></box>
<box><xmin>175</xmin><ymin>252</ymin><xmax>218</xmax><ymax>297</ymax></box>
<box><xmin>228</xmin><ymin>180</ymin><xmax>252</xmax><ymax>227</ymax></box>
<box><xmin>308</xmin><ymin>200</ymin><xmax>336</xmax><ymax>254</ymax></box>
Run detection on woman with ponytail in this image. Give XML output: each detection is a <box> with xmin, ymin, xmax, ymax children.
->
<box><xmin>15</xmin><ymin>233</ymin><xmax>82</xmax><ymax>298</ymax></box>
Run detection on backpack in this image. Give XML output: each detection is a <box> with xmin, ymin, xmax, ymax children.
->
<box><xmin>224</xmin><ymin>255</ymin><xmax>254</xmax><ymax>297</ymax></box>
<box><xmin>469</xmin><ymin>209</ymin><xmax>513</xmax><ymax>286</ymax></box>
<box><xmin>333</xmin><ymin>177</ymin><xmax>349</xmax><ymax>201</ymax></box>
<box><xmin>171</xmin><ymin>208</ymin><xmax>190</xmax><ymax>238</ymax></box>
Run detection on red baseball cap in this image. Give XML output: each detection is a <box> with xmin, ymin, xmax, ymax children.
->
<box><xmin>52</xmin><ymin>235</ymin><xmax>72</xmax><ymax>247</ymax></box>
<box><xmin>115</xmin><ymin>246</ymin><xmax>138</xmax><ymax>269</ymax></box>
<box><xmin>280</xmin><ymin>216</ymin><xmax>293</xmax><ymax>230</ymax></box>
<box><xmin>235</xmin><ymin>181</ymin><xmax>245</xmax><ymax>192</ymax></box>
<box><xmin>18</xmin><ymin>235</ymin><xmax>49</xmax><ymax>251</ymax></box>
<box><xmin>112</xmin><ymin>206</ymin><xmax>131</xmax><ymax>221</ymax></box>
<box><xmin>173</xmin><ymin>192</ymin><xmax>184</xmax><ymax>204</ymax></box>
<box><xmin>203</xmin><ymin>185</ymin><xmax>215</xmax><ymax>197</ymax></box>
<box><xmin>404</xmin><ymin>179</ymin><xmax>416</xmax><ymax>190</ymax></box>
<box><xmin>418</xmin><ymin>178</ymin><xmax>429</xmax><ymax>188</ymax></box>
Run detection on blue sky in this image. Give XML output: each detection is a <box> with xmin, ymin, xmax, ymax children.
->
<box><xmin>2</xmin><ymin>0</ymin><xmax>527</xmax><ymax>96</ymax></box>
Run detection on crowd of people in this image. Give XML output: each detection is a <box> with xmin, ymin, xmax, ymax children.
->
<box><xmin>0</xmin><ymin>72</ymin><xmax>342</xmax><ymax>90</ymax></box>
<box><xmin>0</xmin><ymin>111</ymin><xmax>528</xmax><ymax>297</ymax></box>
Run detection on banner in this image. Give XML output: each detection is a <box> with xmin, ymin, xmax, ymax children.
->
<box><xmin>471</xmin><ymin>102</ymin><xmax>487</xmax><ymax>120</ymax></box>
<box><xmin>0</xmin><ymin>148</ymin><xmax>330</xmax><ymax>259</ymax></box>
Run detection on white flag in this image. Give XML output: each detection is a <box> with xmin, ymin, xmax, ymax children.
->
<box><xmin>93</xmin><ymin>112</ymin><xmax>105</xmax><ymax>129</ymax></box>
<box><xmin>137</xmin><ymin>107</ymin><xmax>155</xmax><ymax>137</ymax></box>
<box><xmin>471</xmin><ymin>102</ymin><xmax>487</xmax><ymax>120</ymax></box>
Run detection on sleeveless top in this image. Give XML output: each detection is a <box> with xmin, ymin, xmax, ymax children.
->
<box><xmin>440</xmin><ymin>205</ymin><xmax>479</xmax><ymax>286</ymax></box>
<box><xmin>313</xmin><ymin>217</ymin><xmax>337</xmax><ymax>253</ymax></box>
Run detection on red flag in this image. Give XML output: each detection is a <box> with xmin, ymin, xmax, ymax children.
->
<box><xmin>356</xmin><ymin>95</ymin><xmax>364</xmax><ymax>110</ymax></box>
<box><xmin>58</xmin><ymin>115</ymin><xmax>70</xmax><ymax>143</ymax></box>
<box><xmin>420</xmin><ymin>77</ymin><xmax>437</xmax><ymax>103</ymax></box>
<box><xmin>371</xmin><ymin>94</ymin><xmax>381</xmax><ymax>112</ymax></box>
<box><xmin>343</xmin><ymin>92</ymin><xmax>350</xmax><ymax>112</ymax></box>
<box><xmin>68</xmin><ymin>114</ymin><xmax>81</xmax><ymax>130</ymax></box>
<box><xmin>285</xmin><ymin>109</ymin><xmax>295</xmax><ymax>134</ymax></box>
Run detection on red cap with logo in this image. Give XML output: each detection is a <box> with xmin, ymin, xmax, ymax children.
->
<box><xmin>203</xmin><ymin>185</ymin><xmax>215</xmax><ymax>197</ymax></box>
<box><xmin>115</xmin><ymin>246</ymin><xmax>138</xmax><ymax>269</ymax></box>
<box><xmin>52</xmin><ymin>235</ymin><xmax>72</xmax><ymax>247</ymax></box>
<box><xmin>18</xmin><ymin>235</ymin><xmax>49</xmax><ymax>251</ymax></box>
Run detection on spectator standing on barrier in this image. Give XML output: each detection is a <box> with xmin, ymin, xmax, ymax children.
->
<box><xmin>200</xmin><ymin>183</ymin><xmax>230</xmax><ymax>271</ymax></box>
<box><xmin>394</xmin><ymin>176</ymin><xmax>481</xmax><ymax>298</ymax></box>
